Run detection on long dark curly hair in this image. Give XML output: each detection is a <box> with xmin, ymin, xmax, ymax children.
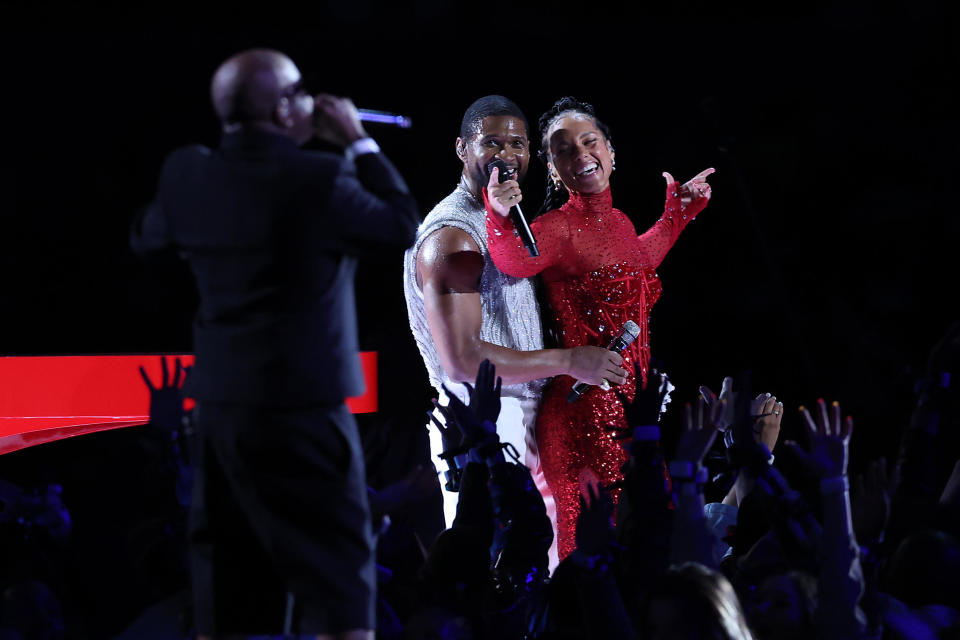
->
<box><xmin>536</xmin><ymin>97</ymin><xmax>615</xmax><ymax>216</ymax></box>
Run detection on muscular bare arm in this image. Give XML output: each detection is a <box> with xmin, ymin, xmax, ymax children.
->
<box><xmin>416</xmin><ymin>226</ymin><xmax>627</xmax><ymax>387</ymax></box>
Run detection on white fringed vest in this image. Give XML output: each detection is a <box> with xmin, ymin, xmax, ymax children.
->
<box><xmin>403</xmin><ymin>180</ymin><xmax>546</xmax><ymax>402</ymax></box>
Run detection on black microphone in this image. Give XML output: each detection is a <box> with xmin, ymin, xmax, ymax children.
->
<box><xmin>567</xmin><ymin>320</ymin><xmax>641</xmax><ymax>403</ymax></box>
<box><xmin>488</xmin><ymin>158</ymin><xmax>539</xmax><ymax>257</ymax></box>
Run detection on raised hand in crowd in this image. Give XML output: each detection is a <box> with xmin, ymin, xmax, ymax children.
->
<box><xmin>437</xmin><ymin>359</ymin><xmax>501</xmax><ymax>451</ymax></box>
<box><xmin>700</xmin><ymin>375</ymin><xmax>781</xmax><ymax>458</ymax></box>
<box><xmin>721</xmin><ymin>388</ymin><xmax>783</xmax><ymax>507</ymax></box>
<box><xmin>786</xmin><ymin>399</ymin><xmax>853</xmax><ymax>480</ymax></box>
<box><xmin>750</xmin><ymin>392</ymin><xmax>784</xmax><ymax>454</ymax></box>
<box><xmin>676</xmin><ymin>397</ymin><xmax>723</xmax><ymax>467</ymax></box>
<box><xmin>139</xmin><ymin>356</ymin><xmax>189</xmax><ymax>431</ymax></box>
<box><xmin>462</xmin><ymin>357</ymin><xmax>502</xmax><ymax>428</ymax></box>
<box><xmin>668</xmin><ymin>397</ymin><xmax>725</xmax><ymax>568</ymax></box>
<box><xmin>699</xmin><ymin>375</ymin><xmax>735</xmax><ymax>432</ymax></box>
<box><xmin>426</xmin><ymin>407</ymin><xmax>469</xmax><ymax>494</ymax></box>
<box><xmin>786</xmin><ymin>399</ymin><xmax>866</xmax><ymax>640</ymax></box>
<box><xmin>427</xmin><ymin>406</ymin><xmax>464</xmax><ymax>461</ymax></box>
<box><xmin>139</xmin><ymin>356</ymin><xmax>193</xmax><ymax>509</ymax></box>
<box><xmin>724</xmin><ymin>381</ymin><xmax>778</xmax><ymax>472</ymax></box>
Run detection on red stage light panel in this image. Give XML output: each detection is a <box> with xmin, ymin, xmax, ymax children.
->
<box><xmin>0</xmin><ymin>353</ymin><xmax>377</xmax><ymax>454</ymax></box>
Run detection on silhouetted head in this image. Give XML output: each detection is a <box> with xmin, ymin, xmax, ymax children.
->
<box><xmin>420</xmin><ymin>527</ymin><xmax>490</xmax><ymax>615</ymax></box>
<box><xmin>402</xmin><ymin>605</ymin><xmax>475</xmax><ymax>640</ymax></box>
<box><xmin>640</xmin><ymin>562</ymin><xmax>755</xmax><ymax>640</ymax></box>
<box><xmin>748</xmin><ymin>571</ymin><xmax>817</xmax><ymax>640</ymax></box>
<box><xmin>210</xmin><ymin>49</ymin><xmax>314</xmax><ymax>144</ymax></box>
<box><xmin>885</xmin><ymin>529</ymin><xmax>960</xmax><ymax>610</ymax></box>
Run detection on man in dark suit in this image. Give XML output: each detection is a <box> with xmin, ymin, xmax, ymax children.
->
<box><xmin>132</xmin><ymin>48</ymin><xmax>419</xmax><ymax>639</ymax></box>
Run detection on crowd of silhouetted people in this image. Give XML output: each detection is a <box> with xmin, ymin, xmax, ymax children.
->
<box><xmin>1</xmin><ymin>321</ymin><xmax>959</xmax><ymax>639</ymax></box>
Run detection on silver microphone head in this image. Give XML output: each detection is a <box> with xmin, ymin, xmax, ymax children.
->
<box><xmin>620</xmin><ymin>320</ymin><xmax>641</xmax><ymax>346</ymax></box>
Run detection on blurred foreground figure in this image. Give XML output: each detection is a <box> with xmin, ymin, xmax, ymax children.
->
<box><xmin>132</xmin><ymin>48</ymin><xmax>418</xmax><ymax>639</ymax></box>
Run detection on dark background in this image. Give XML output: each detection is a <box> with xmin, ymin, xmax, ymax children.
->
<box><xmin>0</xmin><ymin>2</ymin><xmax>957</xmax><ymax>635</ymax></box>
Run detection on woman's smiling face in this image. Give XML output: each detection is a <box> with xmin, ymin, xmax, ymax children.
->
<box><xmin>545</xmin><ymin>112</ymin><xmax>614</xmax><ymax>195</ymax></box>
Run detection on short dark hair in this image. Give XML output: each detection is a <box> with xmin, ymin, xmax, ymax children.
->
<box><xmin>459</xmin><ymin>95</ymin><xmax>529</xmax><ymax>139</ymax></box>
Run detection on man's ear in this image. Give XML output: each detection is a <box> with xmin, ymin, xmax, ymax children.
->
<box><xmin>274</xmin><ymin>97</ymin><xmax>294</xmax><ymax>128</ymax></box>
<box><xmin>455</xmin><ymin>137</ymin><xmax>467</xmax><ymax>162</ymax></box>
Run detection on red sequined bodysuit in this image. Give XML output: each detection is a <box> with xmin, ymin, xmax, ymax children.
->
<box><xmin>484</xmin><ymin>182</ymin><xmax>708</xmax><ymax>559</ymax></box>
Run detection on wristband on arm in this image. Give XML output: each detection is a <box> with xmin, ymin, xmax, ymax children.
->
<box><xmin>344</xmin><ymin>137</ymin><xmax>380</xmax><ymax>162</ymax></box>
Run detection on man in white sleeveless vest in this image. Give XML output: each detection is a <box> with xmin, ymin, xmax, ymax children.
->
<box><xmin>402</xmin><ymin>96</ymin><xmax>628</xmax><ymax>571</ymax></box>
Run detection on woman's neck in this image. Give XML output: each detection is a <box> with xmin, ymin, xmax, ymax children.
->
<box><xmin>565</xmin><ymin>186</ymin><xmax>613</xmax><ymax>213</ymax></box>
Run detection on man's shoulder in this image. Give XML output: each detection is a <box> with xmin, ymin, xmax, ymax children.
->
<box><xmin>162</xmin><ymin>144</ymin><xmax>213</xmax><ymax>170</ymax></box>
<box><xmin>287</xmin><ymin>149</ymin><xmax>349</xmax><ymax>174</ymax></box>
<box><xmin>421</xmin><ymin>188</ymin><xmax>485</xmax><ymax>232</ymax></box>
<box><xmin>416</xmin><ymin>188</ymin><xmax>484</xmax><ymax>253</ymax></box>
<box><xmin>169</xmin><ymin>143</ymin><xmax>211</xmax><ymax>156</ymax></box>
<box><xmin>269</xmin><ymin>150</ymin><xmax>349</xmax><ymax>198</ymax></box>
<box><xmin>427</xmin><ymin>187</ymin><xmax>481</xmax><ymax>217</ymax></box>
<box><xmin>419</xmin><ymin>225</ymin><xmax>479</xmax><ymax>256</ymax></box>
<box><xmin>416</xmin><ymin>224</ymin><xmax>484</xmax><ymax>290</ymax></box>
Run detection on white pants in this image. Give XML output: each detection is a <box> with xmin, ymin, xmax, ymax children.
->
<box><xmin>429</xmin><ymin>392</ymin><xmax>559</xmax><ymax>573</ymax></box>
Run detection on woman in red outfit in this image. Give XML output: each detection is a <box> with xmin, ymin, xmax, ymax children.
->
<box><xmin>483</xmin><ymin>97</ymin><xmax>714</xmax><ymax>559</ymax></box>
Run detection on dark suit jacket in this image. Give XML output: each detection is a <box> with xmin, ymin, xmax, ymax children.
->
<box><xmin>132</xmin><ymin>129</ymin><xmax>419</xmax><ymax>407</ymax></box>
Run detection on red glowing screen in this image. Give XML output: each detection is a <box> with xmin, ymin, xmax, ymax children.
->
<box><xmin>0</xmin><ymin>353</ymin><xmax>377</xmax><ymax>455</ymax></box>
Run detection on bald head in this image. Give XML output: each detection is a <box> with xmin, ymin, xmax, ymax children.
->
<box><xmin>210</xmin><ymin>49</ymin><xmax>302</xmax><ymax>126</ymax></box>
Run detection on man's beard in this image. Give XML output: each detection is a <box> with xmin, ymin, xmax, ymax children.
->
<box><xmin>467</xmin><ymin>163</ymin><xmax>489</xmax><ymax>190</ymax></box>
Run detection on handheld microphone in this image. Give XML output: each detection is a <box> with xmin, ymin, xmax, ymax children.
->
<box><xmin>488</xmin><ymin>158</ymin><xmax>539</xmax><ymax>257</ymax></box>
<box><xmin>357</xmin><ymin>109</ymin><xmax>412</xmax><ymax>128</ymax></box>
<box><xmin>567</xmin><ymin>320</ymin><xmax>641</xmax><ymax>403</ymax></box>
